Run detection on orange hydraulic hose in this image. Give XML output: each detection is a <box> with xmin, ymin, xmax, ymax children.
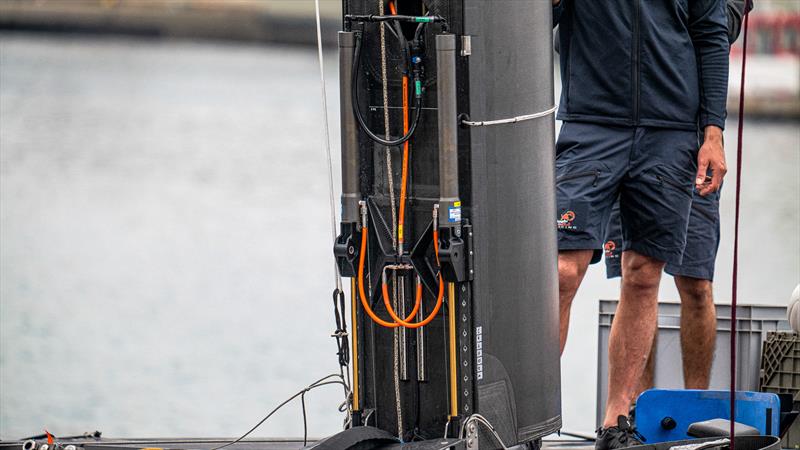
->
<box><xmin>357</xmin><ymin>226</ymin><xmax>421</xmax><ymax>328</ymax></box>
<box><xmin>380</xmin><ymin>229</ymin><xmax>445</xmax><ymax>328</ymax></box>
<box><xmin>398</xmin><ymin>76</ymin><xmax>410</xmax><ymax>249</ymax></box>
<box><xmin>389</xmin><ymin>0</ymin><xmax>410</xmax><ymax>252</ymax></box>
<box><xmin>382</xmin><ymin>273</ymin><xmax>443</xmax><ymax>329</ymax></box>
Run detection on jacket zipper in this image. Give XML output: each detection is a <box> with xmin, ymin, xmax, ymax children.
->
<box><xmin>557</xmin><ymin>170</ymin><xmax>600</xmax><ymax>186</ymax></box>
<box><xmin>632</xmin><ymin>0</ymin><xmax>640</xmax><ymax>124</ymax></box>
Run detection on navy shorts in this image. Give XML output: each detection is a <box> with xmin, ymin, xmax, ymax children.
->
<box><xmin>605</xmin><ymin>187</ymin><xmax>721</xmax><ymax>281</ymax></box>
<box><xmin>556</xmin><ymin>122</ymin><xmax>698</xmax><ymax>266</ymax></box>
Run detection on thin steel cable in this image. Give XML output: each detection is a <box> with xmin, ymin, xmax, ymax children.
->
<box><xmin>210</xmin><ymin>374</ymin><xmax>349</xmax><ymax>450</ymax></box>
<box><xmin>730</xmin><ymin>10</ymin><xmax>751</xmax><ymax>450</ymax></box>
<box><xmin>314</xmin><ymin>0</ymin><xmax>343</xmax><ymax>293</ymax></box>
<box><xmin>314</xmin><ymin>2</ymin><xmax>352</xmax><ymax>428</ymax></box>
<box><xmin>461</xmin><ymin>105</ymin><xmax>558</xmax><ymax>127</ymax></box>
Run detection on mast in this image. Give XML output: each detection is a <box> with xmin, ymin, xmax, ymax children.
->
<box><xmin>334</xmin><ymin>1</ymin><xmax>560</xmax><ymax>446</ymax></box>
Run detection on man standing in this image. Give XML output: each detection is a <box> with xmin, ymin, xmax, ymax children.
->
<box><xmin>552</xmin><ymin>1</ymin><xmax>730</xmax><ymax>448</ymax></box>
<box><xmin>603</xmin><ymin>0</ymin><xmax>753</xmax><ymax>394</ymax></box>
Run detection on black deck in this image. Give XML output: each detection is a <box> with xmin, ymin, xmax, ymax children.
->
<box><xmin>0</xmin><ymin>437</ymin><xmax>595</xmax><ymax>450</ymax></box>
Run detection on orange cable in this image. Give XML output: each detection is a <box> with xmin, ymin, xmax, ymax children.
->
<box><xmin>398</xmin><ymin>75</ymin><xmax>410</xmax><ymax>248</ymax></box>
<box><xmin>380</xmin><ymin>229</ymin><xmax>445</xmax><ymax>329</ymax></box>
<box><xmin>382</xmin><ymin>273</ymin><xmax>444</xmax><ymax>329</ymax></box>
<box><xmin>357</xmin><ymin>226</ymin><xmax>421</xmax><ymax>328</ymax></box>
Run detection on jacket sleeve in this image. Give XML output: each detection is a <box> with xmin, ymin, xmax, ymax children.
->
<box><xmin>690</xmin><ymin>0</ymin><xmax>730</xmax><ymax>130</ymax></box>
<box><xmin>726</xmin><ymin>0</ymin><xmax>753</xmax><ymax>43</ymax></box>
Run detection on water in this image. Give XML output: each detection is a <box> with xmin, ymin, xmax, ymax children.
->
<box><xmin>1</xmin><ymin>33</ymin><xmax>798</xmax><ymax>439</ymax></box>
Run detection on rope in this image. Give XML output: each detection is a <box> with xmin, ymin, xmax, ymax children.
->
<box><xmin>314</xmin><ymin>0</ymin><xmax>351</xmax><ymax>426</ymax></box>
<box><xmin>461</xmin><ymin>105</ymin><xmax>558</xmax><ymax>127</ymax></box>
<box><xmin>313</xmin><ymin>0</ymin><xmax>343</xmax><ymax>293</ymax></box>
<box><xmin>730</xmin><ymin>9</ymin><xmax>750</xmax><ymax>450</ymax></box>
<box><xmin>377</xmin><ymin>0</ymin><xmax>403</xmax><ymax>438</ymax></box>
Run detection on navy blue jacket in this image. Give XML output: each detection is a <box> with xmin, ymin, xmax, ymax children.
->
<box><xmin>553</xmin><ymin>0</ymin><xmax>730</xmax><ymax>131</ymax></box>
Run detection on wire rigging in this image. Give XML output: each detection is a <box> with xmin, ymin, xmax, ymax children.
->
<box><xmin>209</xmin><ymin>374</ymin><xmax>350</xmax><ymax>450</ymax></box>
<box><xmin>314</xmin><ymin>0</ymin><xmax>352</xmax><ymax>428</ymax></box>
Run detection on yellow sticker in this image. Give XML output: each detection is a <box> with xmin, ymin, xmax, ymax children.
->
<box><xmin>454</xmin><ymin>201</ymin><xmax>461</xmax><ymax>207</ymax></box>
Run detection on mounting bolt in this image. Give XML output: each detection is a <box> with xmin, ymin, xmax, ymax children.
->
<box><xmin>461</xmin><ymin>285</ymin><xmax>466</xmax><ymax>292</ymax></box>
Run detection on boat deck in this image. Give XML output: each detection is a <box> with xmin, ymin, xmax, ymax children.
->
<box><xmin>0</xmin><ymin>437</ymin><xmax>596</xmax><ymax>450</ymax></box>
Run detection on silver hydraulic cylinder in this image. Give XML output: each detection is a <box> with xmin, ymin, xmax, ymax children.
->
<box><xmin>436</xmin><ymin>34</ymin><xmax>461</xmax><ymax>230</ymax></box>
<box><xmin>339</xmin><ymin>31</ymin><xmax>361</xmax><ymax>224</ymax></box>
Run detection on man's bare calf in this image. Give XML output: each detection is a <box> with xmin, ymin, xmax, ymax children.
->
<box><xmin>603</xmin><ymin>250</ymin><xmax>663</xmax><ymax>427</ymax></box>
<box><xmin>558</xmin><ymin>249</ymin><xmax>594</xmax><ymax>354</ymax></box>
<box><xmin>676</xmin><ymin>276</ymin><xmax>716</xmax><ymax>389</ymax></box>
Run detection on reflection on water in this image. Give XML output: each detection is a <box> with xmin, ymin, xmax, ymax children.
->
<box><xmin>1</xmin><ymin>33</ymin><xmax>798</xmax><ymax>438</ymax></box>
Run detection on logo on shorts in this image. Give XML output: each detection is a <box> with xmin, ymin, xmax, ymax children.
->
<box><xmin>604</xmin><ymin>240</ymin><xmax>618</xmax><ymax>259</ymax></box>
<box><xmin>557</xmin><ymin>210</ymin><xmax>577</xmax><ymax>230</ymax></box>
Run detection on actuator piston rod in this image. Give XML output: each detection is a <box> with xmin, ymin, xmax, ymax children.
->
<box><xmin>436</xmin><ymin>34</ymin><xmax>460</xmax><ymax>229</ymax></box>
<box><xmin>338</xmin><ymin>31</ymin><xmax>360</xmax><ymax>224</ymax></box>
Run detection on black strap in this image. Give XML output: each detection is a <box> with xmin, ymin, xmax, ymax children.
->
<box><xmin>309</xmin><ymin>426</ymin><xmax>398</xmax><ymax>450</ymax></box>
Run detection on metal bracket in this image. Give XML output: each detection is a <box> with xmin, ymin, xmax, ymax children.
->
<box><xmin>334</xmin><ymin>222</ymin><xmax>360</xmax><ymax>278</ymax></box>
<box><xmin>461</xmin><ymin>35</ymin><xmax>472</xmax><ymax>57</ymax></box>
<box><xmin>466</xmin><ymin>420</ymin><xmax>479</xmax><ymax>450</ymax></box>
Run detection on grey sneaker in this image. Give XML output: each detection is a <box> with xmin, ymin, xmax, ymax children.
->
<box><xmin>595</xmin><ymin>415</ymin><xmax>646</xmax><ymax>450</ymax></box>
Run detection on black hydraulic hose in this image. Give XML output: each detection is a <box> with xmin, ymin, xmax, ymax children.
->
<box><xmin>351</xmin><ymin>31</ymin><xmax>424</xmax><ymax>148</ymax></box>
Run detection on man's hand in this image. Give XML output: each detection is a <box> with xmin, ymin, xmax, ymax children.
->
<box><xmin>695</xmin><ymin>126</ymin><xmax>727</xmax><ymax>196</ymax></box>
<box><xmin>553</xmin><ymin>0</ymin><xmax>561</xmax><ymax>5</ymax></box>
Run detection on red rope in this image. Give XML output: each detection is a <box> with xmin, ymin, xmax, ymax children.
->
<box><xmin>730</xmin><ymin>9</ymin><xmax>751</xmax><ymax>450</ymax></box>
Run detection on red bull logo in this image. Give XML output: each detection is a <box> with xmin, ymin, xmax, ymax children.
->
<box><xmin>557</xmin><ymin>210</ymin><xmax>577</xmax><ymax>230</ymax></box>
<box><xmin>604</xmin><ymin>240</ymin><xmax>618</xmax><ymax>258</ymax></box>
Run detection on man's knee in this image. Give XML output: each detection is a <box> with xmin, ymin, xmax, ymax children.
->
<box><xmin>621</xmin><ymin>250</ymin><xmax>665</xmax><ymax>290</ymax></box>
<box><xmin>558</xmin><ymin>250</ymin><xmax>593</xmax><ymax>297</ymax></box>
<box><xmin>675</xmin><ymin>276</ymin><xmax>714</xmax><ymax>309</ymax></box>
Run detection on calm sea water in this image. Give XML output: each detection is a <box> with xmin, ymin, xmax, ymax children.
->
<box><xmin>1</xmin><ymin>33</ymin><xmax>798</xmax><ymax>440</ymax></box>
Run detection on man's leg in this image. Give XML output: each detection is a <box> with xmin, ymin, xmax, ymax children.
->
<box><xmin>675</xmin><ymin>275</ymin><xmax>716</xmax><ymax>389</ymax></box>
<box><xmin>635</xmin><ymin>333</ymin><xmax>656</xmax><ymax>397</ymax></box>
<box><xmin>603</xmin><ymin>250</ymin><xmax>664</xmax><ymax>427</ymax></box>
<box><xmin>559</xmin><ymin>249</ymin><xmax>595</xmax><ymax>354</ymax></box>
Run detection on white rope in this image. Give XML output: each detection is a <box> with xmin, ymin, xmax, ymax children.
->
<box><xmin>461</xmin><ymin>105</ymin><xmax>558</xmax><ymax>127</ymax></box>
<box><xmin>314</xmin><ymin>0</ymin><xmax>343</xmax><ymax>293</ymax></box>
<box><xmin>314</xmin><ymin>0</ymin><xmax>352</xmax><ymax>428</ymax></box>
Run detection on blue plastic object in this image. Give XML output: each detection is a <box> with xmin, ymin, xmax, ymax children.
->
<box><xmin>634</xmin><ymin>389</ymin><xmax>781</xmax><ymax>443</ymax></box>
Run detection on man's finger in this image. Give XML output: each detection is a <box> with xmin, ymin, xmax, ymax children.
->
<box><xmin>709</xmin><ymin>168</ymin><xmax>722</xmax><ymax>193</ymax></box>
<box><xmin>695</xmin><ymin>157</ymin><xmax>709</xmax><ymax>188</ymax></box>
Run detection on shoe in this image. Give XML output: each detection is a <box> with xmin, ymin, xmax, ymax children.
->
<box><xmin>595</xmin><ymin>415</ymin><xmax>646</xmax><ymax>450</ymax></box>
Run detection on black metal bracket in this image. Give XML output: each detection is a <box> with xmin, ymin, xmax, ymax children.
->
<box><xmin>334</xmin><ymin>222</ymin><xmax>361</xmax><ymax>278</ymax></box>
<box><xmin>437</xmin><ymin>224</ymin><xmax>469</xmax><ymax>282</ymax></box>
